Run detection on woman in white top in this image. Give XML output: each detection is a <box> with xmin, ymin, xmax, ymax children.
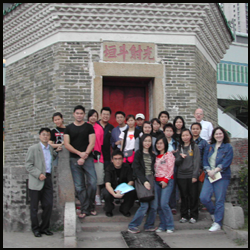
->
<box><xmin>119</xmin><ymin>115</ymin><xmax>140</xmax><ymax>164</ymax></box>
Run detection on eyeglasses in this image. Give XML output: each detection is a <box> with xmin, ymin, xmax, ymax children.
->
<box><xmin>195</xmin><ymin>113</ymin><xmax>203</xmax><ymax>115</ymax></box>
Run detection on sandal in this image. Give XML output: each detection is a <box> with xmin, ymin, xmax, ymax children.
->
<box><xmin>90</xmin><ymin>210</ymin><xmax>97</xmax><ymax>216</ymax></box>
<box><xmin>78</xmin><ymin>213</ymin><xmax>87</xmax><ymax>219</ymax></box>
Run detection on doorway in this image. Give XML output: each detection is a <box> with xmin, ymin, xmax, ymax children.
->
<box><xmin>103</xmin><ymin>76</ymin><xmax>152</xmax><ymax>127</ymax></box>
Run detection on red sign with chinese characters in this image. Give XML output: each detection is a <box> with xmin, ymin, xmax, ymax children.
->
<box><xmin>103</xmin><ymin>42</ymin><xmax>155</xmax><ymax>63</ymax></box>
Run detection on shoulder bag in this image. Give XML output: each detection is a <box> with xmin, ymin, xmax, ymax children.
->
<box><xmin>135</xmin><ymin>174</ymin><xmax>155</xmax><ymax>202</ymax></box>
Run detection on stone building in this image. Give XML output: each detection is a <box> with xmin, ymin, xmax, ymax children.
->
<box><xmin>3</xmin><ymin>3</ymin><xmax>233</xmax><ymax>231</ymax></box>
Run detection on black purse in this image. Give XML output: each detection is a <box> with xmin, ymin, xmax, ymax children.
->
<box><xmin>135</xmin><ymin>175</ymin><xmax>155</xmax><ymax>202</ymax></box>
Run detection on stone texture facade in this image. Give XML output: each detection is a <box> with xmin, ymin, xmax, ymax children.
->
<box><xmin>3</xmin><ymin>3</ymin><xmax>234</xmax><ymax>231</ymax></box>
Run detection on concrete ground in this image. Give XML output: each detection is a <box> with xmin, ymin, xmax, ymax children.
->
<box><xmin>3</xmin><ymin>229</ymin><xmax>248</xmax><ymax>248</ymax></box>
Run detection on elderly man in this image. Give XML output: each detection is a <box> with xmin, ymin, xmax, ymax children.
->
<box><xmin>193</xmin><ymin>108</ymin><xmax>213</xmax><ymax>143</ymax></box>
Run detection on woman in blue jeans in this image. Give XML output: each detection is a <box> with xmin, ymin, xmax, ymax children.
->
<box><xmin>200</xmin><ymin>127</ymin><xmax>233</xmax><ymax>232</ymax></box>
<box><xmin>127</xmin><ymin>134</ymin><xmax>156</xmax><ymax>234</ymax></box>
<box><xmin>154</xmin><ymin>135</ymin><xmax>176</xmax><ymax>233</ymax></box>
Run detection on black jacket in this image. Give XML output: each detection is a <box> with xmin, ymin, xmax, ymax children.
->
<box><xmin>132</xmin><ymin>150</ymin><xmax>156</xmax><ymax>184</ymax></box>
<box><xmin>104</xmin><ymin>162</ymin><xmax>134</xmax><ymax>189</ymax></box>
<box><xmin>121</xmin><ymin>128</ymin><xmax>140</xmax><ymax>153</ymax></box>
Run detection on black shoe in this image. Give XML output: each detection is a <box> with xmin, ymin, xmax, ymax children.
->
<box><xmin>40</xmin><ymin>229</ymin><xmax>53</xmax><ymax>236</ymax></box>
<box><xmin>120</xmin><ymin>211</ymin><xmax>131</xmax><ymax>217</ymax></box>
<box><xmin>105</xmin><ymin>212</ymin><xmax>113</xmax><ymax>217</ymax></box>
<box><xmin>33</xmin><ymin>231</ymin><xmax>42</xmax><ymax>237</ymax></box>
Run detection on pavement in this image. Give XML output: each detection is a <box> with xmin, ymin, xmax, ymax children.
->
<box><xmin>3</xmin><ymin>202</ymin><xmax>248</xmax><ymax>248</ymax></box>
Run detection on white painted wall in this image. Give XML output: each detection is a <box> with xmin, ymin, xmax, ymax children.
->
<box><xmin>222</xmin><ymin>43</ymin><xmax>248</xmax><ymax>63</ymax></box>
<box><xmin>217</xmin><ymin>84</ymin><xmax>248</xmax><ymax>99</ymax></box>
<box><xmin>218</xmin><ymin>108</ymin><xmax>248</xmax><ymax>138</ymax></box>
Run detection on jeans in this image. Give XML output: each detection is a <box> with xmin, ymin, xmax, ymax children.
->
<box><xmin>128</xmin><ymin>199</ymin><xmax>157</xmax><ymax>230</ymax></box>
<box><xmin>70</xmin><ymin>157</ymin><xmax>97</xmax><ymax>215</ymax></box>
<box><xmin>200</xmin><ymin>177</ymin><xmax>230</xmax><ymax>226</ymax></box>
<box><xmin>154</xmin><ymin>179</ymin><xmax>175</xmax><ymax>230</ymax></box>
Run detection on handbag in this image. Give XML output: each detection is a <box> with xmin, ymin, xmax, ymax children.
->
<box><xmin>198</xmin><ymin>171</ymin><xmax>205</xmax><ymax>183</ymax></box>
<box><xmin>123</xmin><ymin>150</ymin><xmax>135</xmax><ymax>164</ymax></box>
<box><xmin>135</xmin><ymin>175</ymin><xmax>155</xmax><ymax>202</ymax></box>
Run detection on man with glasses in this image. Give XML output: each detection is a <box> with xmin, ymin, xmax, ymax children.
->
<box><xmin>25</xmin><ymin>128</ymin><xmax>61</xmax><ymax>237</ymax></box>
<box><xmin>103</xmin><ymin>150</ymin><xmax>136</xmax><ymax>217</ymax></box>
<box><xmin>193</xmin><ymin>108</ymin><xmax>213</xmax><ymax>143</ymax></box>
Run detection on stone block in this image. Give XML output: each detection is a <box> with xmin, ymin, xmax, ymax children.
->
<box><xmin>223</xmin><ymin>202</ymin><xmax>244</xmax><ymax>229</ymax></box>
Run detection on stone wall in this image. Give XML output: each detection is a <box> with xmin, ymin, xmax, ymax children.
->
<box><xmin>225</xmin><ymin>138</ymin><xmax>248</xmax><ymax>206</ymax></box>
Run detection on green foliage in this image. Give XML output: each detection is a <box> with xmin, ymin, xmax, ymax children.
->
<box><xmin>223</xmin><ymin>95</ymin><xmax>248</xmax><ymax>114</ymax></box>
<box><xmin>238</xmin><ymin>160</ymin><xmax>248</xmax><ymax>216</ymax></box>
<box><xmin>233</xmin><ymin>238</ymin><xmax>247</xmax><ymax>246</ymax></box>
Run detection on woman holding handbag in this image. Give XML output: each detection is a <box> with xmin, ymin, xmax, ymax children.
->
<box><xmin>154</xmin><ymin>135</ymin><xmax>176</xmax><ymax>233</ymax></box>
<box><xmin>200</xmin><ymin>127</ymin><xmax>233</xmax><ymax>232</ymax></box>
<box><xmin>127</xmin><ymin>134</ymin><xmax>156</xmax><ymax>234</ymax></box>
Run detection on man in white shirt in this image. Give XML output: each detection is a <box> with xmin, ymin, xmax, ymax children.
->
<box><xmin>193</xmin><ymin>108</ymin><xmax>213</xmax><ymax>143</ymax></box>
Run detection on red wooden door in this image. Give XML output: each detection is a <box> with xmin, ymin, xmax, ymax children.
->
<box><xmin>103</xmin><ymin>84</ymin><xmax>148</xmax><ymax>127</ymax></box>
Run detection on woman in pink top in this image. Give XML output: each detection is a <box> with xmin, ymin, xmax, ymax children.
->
<box><xmin>88</xmin><ymin>109</ymin><xmax>104</xmax><ymax>205</ymax></box>
<box><xmin>153</xmin><ymin>135</ymin><xmax>175</xmax><ymax>233</ymax></box>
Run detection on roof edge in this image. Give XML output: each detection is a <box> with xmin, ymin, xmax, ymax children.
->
<box><xmin>3</xmin><ymin>3</ymin><xmax>22</xmax><ymax>16</ymax></box>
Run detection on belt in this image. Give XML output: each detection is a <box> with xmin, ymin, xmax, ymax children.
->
<box><xmin>46</xmin><ymin>172</ymin><xmax>51</xmax><ymax>177</ymax></box>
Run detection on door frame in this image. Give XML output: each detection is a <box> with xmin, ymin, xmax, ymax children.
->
<box><xmin>93</xmin><ymin>62</ymin><xmax>165</xmax><ymax>119</ymax></box>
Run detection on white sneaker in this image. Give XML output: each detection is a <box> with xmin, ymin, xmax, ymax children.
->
<box><xmin>179</xmin><ymin>217</ymin><xmax>188</xmax><ymax>223</ymax></box>
<box><xmin>166</xmin><ymin>229</ymin><xmax>174</xmax><ymax>233</ymax></box>
<box><xmin>210</xmin><ymin>214</ymin><xmax>215</xmax><ymax>222</ymax></box>
<box><xmin>189</xmin><ymin>218</ymin><xmax>196</xmax><ymax>224</ymax></box>
<box><xmin>155</xmin><ymin>227</ymin><xmax>165</xmax><ymax>233</ymax></box>
<box><xmin>95</xmin><ymin>195</ymin><xmax>101</xmax><ymax>205</ymax></box>
<box><xmin>209</xmin><ymin>222</ymin><xmax>221</xmax><ymax>232</ymax></box>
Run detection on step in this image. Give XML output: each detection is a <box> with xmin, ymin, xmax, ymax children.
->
<box><xmin>76</xmin><ymin>202</ymin><xmax>211</xmax><ymax>223</ymax></box>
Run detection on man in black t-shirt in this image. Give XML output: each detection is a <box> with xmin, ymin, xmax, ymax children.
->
<box><xmin>103</xmin><ymin>150</ymin><xmax>136</xmax><ymax>217</ymax></box>
<box><xmin>64</xmin><ymin>105</ymin><xmax>97</xmax><ymax>218</ymax></box>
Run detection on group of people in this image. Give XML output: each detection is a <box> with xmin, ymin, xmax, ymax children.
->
<box><xmin>25</xmin><ymin>105</ymin><xmax>233</xmax><ymax>237</ymax></box>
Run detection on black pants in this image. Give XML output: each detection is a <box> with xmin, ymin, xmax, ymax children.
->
<box><xmin>29</xmin><ymin>175</ymin><xmax>53</xmax><ymax>232</ymax></box>
<box><xmin>103</xmin><ymin>188</ymin><xmax>136</xmax><ymax>214</ymax></box>
<box><xmin>177</xmin><ymin>178</ymin><xmax>199</xmax><ymax>220</ymax></box>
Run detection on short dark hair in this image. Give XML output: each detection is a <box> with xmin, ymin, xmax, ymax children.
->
<box><xmin>88</xmin><ymin>109</ymin><xmax>98</xmax><ymax>121</ymax></box>
<box><xmin>163</xmin><ymin>122</ymin><xmax>174</xmax><ymax>132</ymax></box>
<box><xmin>39</xmin><ymin>127</ymin><xmax>51</xmax><ymax>135</ymax></box>
<box><xmin>155</xmin><ymin>135</ymin><xmax>169</xmax><ymax>154</ymax></box>
<box><xmin>210</xmin><ymin>126</ymin><xmax>230</xmax><ymax>144</ymax></box>
<box><xmin>52</xmin><ymin>112</ymin><xmax>63</xmax><ymax>121</ymax></box>
<box><xmin>151</xmin><ymin>118</ymin><xmax>161</xmax><ymax>125</ymax></box>
<box><xmin>173</xmin><ymin>116</ymin><xmax>186</xmax><ymax>130</ymax></box>
<box><xmin>126</xmin><ymin>114</ymin><xmax>135</xmax><ymax>121</ymax></box>
<box><xmin>74</xmin><ymin>105</ymin><xmax>85</xmax><ymax>113</ymax></box>
<box><xmin>158</xmin><ymin>111</ymin><xmax>170</xmax><ymax>120</ymax></box>
<box><xmin>101</xmin><ymin>107</ymin><xmax>112</xmax><ymax>114</ymax></box>
<box><xmin>190</xmin><ymin>122</ymin><xmax>202</xmax><ymax>130</ymax></box>
<box><xmin>112</xmin><ymin>149</ymin><xmax>124</xmax><ymax>159</ymax></box>
<box><xmin>115</xmin><ymin>111</ymin><xmax>126</xmax><ymax>118</ymax></box>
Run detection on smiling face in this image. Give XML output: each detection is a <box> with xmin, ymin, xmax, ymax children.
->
<box><xmin>181</xmin><ymin>130</ymin><xmax>192</xmax><ymax>144</ymax></box>
<box><xmin>214</xmin><ymin>129</ymin><xmax>224</xmax><ymax>143</ymax></box>
<box><xmin>175</xmin><ymin>118</ymin><xmax>183</xmax><ymax>130</ymax></box>
<box><xmin>156</xmin><ymin>138</ymin><xmax>165</xmax><ymax>153</ymax></box>
<box><xmin>100</xmin><ymin>110</ymin><xmax>111</xmax><ymax>123</ymax></box>
<box><xmin>53</xmin><ymin>115</ymin><xmax>63</xmax><ymax>127</ymax></box>
<box><xmin>143</xmin><ymin>123</ymin><xmax>152</xmax><ymax>134</ymax></box>
<box><xmin>89</xmin><ymin>112</ymin><xmax>98</xmax><ymax>125</ymax></box>
<box><xmin>143</xmin><ymin>136</ymin><xmax>152</xmax><ymax>150</ymax></box>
